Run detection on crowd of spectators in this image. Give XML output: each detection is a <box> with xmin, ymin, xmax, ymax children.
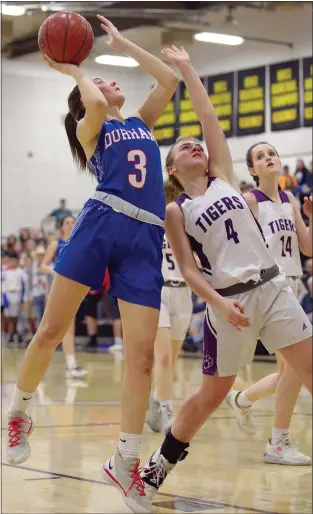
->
<box><xmin>1</xmin><ymin>159</ymin><xmax>312</xmax><ymax>354</ymax></box>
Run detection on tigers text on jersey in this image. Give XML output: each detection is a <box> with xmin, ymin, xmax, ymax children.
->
<box><xmin>88</xmin><ymin>117</ymin><xmax>165</xmax><ymax>220</ymax></box>
<box><xmin>176</xmin><ymin>177</ymin><xmax>275</xmax><ymax>290</ymax></box>
<box><xmin>252</xmin><ymin>189</ymin><xmax>302</xmax><ymax>278</ymax></box>
<box><xmin>161</xmin><ymin>235</ymin><xmax>185</xmax><ymax>281</ymax></box>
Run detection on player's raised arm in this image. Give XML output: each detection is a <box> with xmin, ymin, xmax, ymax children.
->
<box><xmin>162</xmin><ymin>46</ymin><xmax>239</xmax><ymax>192</ymax></box>
<box><xmin>97</xmin><ymin>15</ymin><xmax>179</xmax><ymax>130</ymax></box>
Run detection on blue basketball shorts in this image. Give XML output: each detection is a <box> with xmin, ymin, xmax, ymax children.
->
<box><xmin>54</xmin><ymin>199</ymin><xmax>164</xmax><ymax>310</ymax></box>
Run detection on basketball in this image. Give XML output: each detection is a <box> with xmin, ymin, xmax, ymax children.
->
<box><xmin>38</xmin><ymin>12</ymin><xmax>94</xmax><ymax>65</ymax></box>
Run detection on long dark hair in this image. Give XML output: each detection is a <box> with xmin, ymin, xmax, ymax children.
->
<box><xmin>65</xmin><ymin>85</ymin><xmax>88</xmax><ymax>171</ymax></box>
<box><xmin>246</xmin><ymin>141</ymin><xmax>279</xmax><ymax>187</ymax></box>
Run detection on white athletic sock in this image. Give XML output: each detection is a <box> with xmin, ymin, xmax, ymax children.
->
<box><xmin>160</xmin><ymin>400</ymin><xmax>173</xmax><ymax>411</ymax></box>
<box><xmin>271</xmin><ymin>428</ymin><xmax>289</xmax><ymax>445</ymax></box>
<box><xmin>9</xmin><ymin>385</ymin><xmax>34</xmax><ymax>414</ymax></box>
<box><xmin>114</xmin><ymin>337</ymin><xmax>122</xmax><ymax>347</ymax></box>
<box><xmin>236</xmin><ymin>391</ymin><xmax>253</xmax><ymax>408</ymax></box>
<box><xmin>153</xmin><ymin>390</ymin><xmax>159</xmax><ymax>401</ymax></box>
<box><xmin>65</xmin><ymin>354</ymin><xmax>77</xmax><ymax>370</ymax></box>
<box><xmin>118</xmin><ymin>432</ymin><xmax>141</xmax><ymax>460</ymax></box>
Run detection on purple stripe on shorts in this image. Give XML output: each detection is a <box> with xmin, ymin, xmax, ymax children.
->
<box><xmin>202</xmin><ymin>311</ymin><xmax>217</xmax><ymax>376</ymax></box>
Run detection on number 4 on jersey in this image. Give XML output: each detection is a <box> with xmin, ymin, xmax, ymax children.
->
<box><xmin>225</xmin><ymin>218</ymin><xmax>240</xmax><ymax>244</ymax></box>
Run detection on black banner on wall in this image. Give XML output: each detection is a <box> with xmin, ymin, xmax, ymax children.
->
<box><xmin>178</xmin><ymin>81</ymin><xmax>203</xmax><ymax>139</ymax></box>
<box><xmin>270</xmin><ymin>59</ymin><xmax>300</xmax><ymax>131</ymax></box>
<box><xmin>206</xmin><ymin>72</ymin><xmax>234</xmax><ymax>138</ymax></box>
<box><xmin>303</xmin><ymin>57</ymin><xmax>312</xmax><ymax>127</ymax></box>
<box><xmin>236</xmin><ymin>66</ymin><xmax>266</xmax><ymax>136</ymax></box>
<box><xmin>153</xmin><ymin>93</ymin><xmax>177</xmax><ymax>146</ymax></box>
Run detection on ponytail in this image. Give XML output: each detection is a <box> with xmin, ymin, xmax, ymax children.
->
<box><xmin>65</xmin><ymin>84</ymin><xmax>96</xmax><ymax>174</ymax></box>
<box><xmin>164</xmin><ymin>175</ymin><xmax>184</xmax><ymax>205</ymax></box>
<box><xmin>64</xmin><ymin>111</ymin><xmax>87</xmax><ymax>171</ymax></box>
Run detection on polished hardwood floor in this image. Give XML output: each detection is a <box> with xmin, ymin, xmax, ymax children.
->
<box><xmin>2</xmin><ymin>347</ymin><xmax>312</xmax><ymax>513</ymax></box>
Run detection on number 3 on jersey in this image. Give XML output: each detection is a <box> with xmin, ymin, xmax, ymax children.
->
<box><xmin>127</xmin><ymin>150</ymin><xmax>147</xmax><ymax>189</ymax></box>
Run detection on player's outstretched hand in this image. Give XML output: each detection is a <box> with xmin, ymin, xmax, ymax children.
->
<box><xmin>161</xmin><ymin>45</ymin><xmax>191</xmax><ymax>67</ymax></box>
<box><xmin>303</xmin><ymin>195</ymin><xmax>312</xmax><ymax>219</ymax></box>
<box><xmin>219</xmin><ymin>298</ymin><xmax>251</xmax><ymax>332</ymax></box>
<box><xmin>43</xmin><ymin>54</ymin><xmax>80</xmax><ymax>76</ymax></box>
<box><xmin>97</xmin><ymin>15</ymin><xmax>123</xmax><ymax>49</ymax></box>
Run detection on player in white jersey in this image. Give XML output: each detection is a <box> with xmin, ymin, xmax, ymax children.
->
<box><xmin>226</xmin><ymin>141</ymin><xmax>312</xmax><ymax>465</ymax></box>
<box><xmin>140</xmin><ymin>46</ymin><xmax>312</xmax><ymax>497</ymax></box>
<box><xmin>147</xmin><ymin>230</ymin><xmax>192</xmax><ymax>433</ymax></box>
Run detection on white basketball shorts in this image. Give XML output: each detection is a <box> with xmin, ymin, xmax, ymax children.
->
<box><xmin>159</xmin><ymin>285</ymin><xmax>193</xmax><ymax>341</ymax></box>
<box><xmin>203</xmin><ymin>273</ymin><xmax>312</xmax><ymax>377</ymax></box>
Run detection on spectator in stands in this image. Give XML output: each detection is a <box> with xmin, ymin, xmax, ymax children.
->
<box><xmin>295</xmin><ymin>158</ymin><xmax>309</xmax><ymax>187</ymax></box>
<box><xmin>31</xmin><ymin>247</ymin><xmax>49</xmax><ymax>329</ymax></box>
<box><xmin>278</xmin><ymin>165</ymin><xmax>297</xmax><ymax>191</ymax></box>
<box><xmin>5</xmin><ymin>235</ymin><xmax>18</xmax><ymax>253</ymax></box>
<box><xmin>1</xmin><ymin>250</ymin><xmax>10</xmax><ymax>337</ymax></box>
<box><xmin>239</xmin><ymin>181</ymin><xmax>254</xmax><ymax>194</ymax></box>
<box><xmin>43</xmin><ymin>198</ymin><xmax>73</xmax><ymax>229</ymax></box>
<box><xmin>19</xmin><ymin>228</ymin><xmax>32</xmax><ymax>250</ymax></box>
<box><xmin>2</xmin><ymin>252</ymin><xmax>26</xmax><ymax>343</ymax></box>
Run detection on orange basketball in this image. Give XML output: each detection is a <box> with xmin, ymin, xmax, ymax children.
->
<box><xmin>38</xmin><ymin>11</ymin><xmax>94</xmax><ymax>65</ymax></box>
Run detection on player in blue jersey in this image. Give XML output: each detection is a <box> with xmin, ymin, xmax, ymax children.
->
<box><xmin>40</xmin><ymin>215</ymin><xmax>88</xmax><ymax>379</ymax></box>
<box><xmin>7</xmin><ymin>16</ymin><xmax>178</xmax><ymax>512</ymax></box>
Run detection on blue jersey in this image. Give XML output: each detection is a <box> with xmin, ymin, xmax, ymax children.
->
<box><xmin>88</xmin><ymin>117</ymin><xmax>165</xmax><ymax>220</ymax></box>
<box><xmin>56</xmin><ymin>239</ymin><xmax>66</xmax><ymax>261</ymax></box>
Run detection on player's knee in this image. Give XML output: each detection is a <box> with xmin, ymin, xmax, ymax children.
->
<box><xmin>159</xmin><ymin>351</ymin><xmax>171</xmax><ymax>369</ymax></box>
<box><xmin>128</xmin><ymin>347</ymin><xmax>154</xmax><ymax>375</ymax></box>
<box><xmin>36</xmin><ymin>323</ymin><xmax>64</xmax><ymax>350</ymax></box>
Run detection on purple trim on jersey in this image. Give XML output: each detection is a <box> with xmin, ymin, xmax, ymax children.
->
<box><xmin>251</xmin><ymin>189</ymin><xmax>268</xmax><ymax>203</ymax></box>
<box><xmin>252</xmin><ymin>189</ymin><xmax>290</xmax><ymax>204</ymax></box>
<box><xmin>175</xmin><ymin>193</ymin><xmax>191</xmax><ymax>208</ymax></box>
<box><xmin>279</xmin><ymin>190</ymin><xmax>290</xmax><ymax>203</ymax></box>
<box><xmin>175</xmin><ymin>177</ymin><xmax>217</xmax><ymax>209</ymax></box>
<box><xmin>203</xmin><ymin>311</ymin><xmax>217</xmax><ymax>376</ymax></box>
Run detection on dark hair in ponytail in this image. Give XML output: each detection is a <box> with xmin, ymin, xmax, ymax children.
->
<box><xmin>65</xmin><ymin>85</ymin><xmax>89</xmax><ymax>172</ymax></box>
<box><xmin>245</xmin><ymin>141</ymin><xmax>279</xmax><ymax>188</ymax></box>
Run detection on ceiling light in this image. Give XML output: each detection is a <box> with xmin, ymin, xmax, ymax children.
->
<box><xmin>1</xmin><ymin>4</ymin><xmax>26</xmax><ymax>16</ymax></box>
<box><xmin>95</xmin><ymin>55</ymin><xmax>139</xmax><ymax>67</ymax></box>
<box><xmin>194</xmin><ymin>32</ymin><xmax>244</xmax><ymax>46</ymax></box>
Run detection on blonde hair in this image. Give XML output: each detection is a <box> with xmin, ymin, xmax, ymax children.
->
<box><xmin>164</xmin><ymin>136</ymin><xmax>201</xmax><ymax>204</ymax></box>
